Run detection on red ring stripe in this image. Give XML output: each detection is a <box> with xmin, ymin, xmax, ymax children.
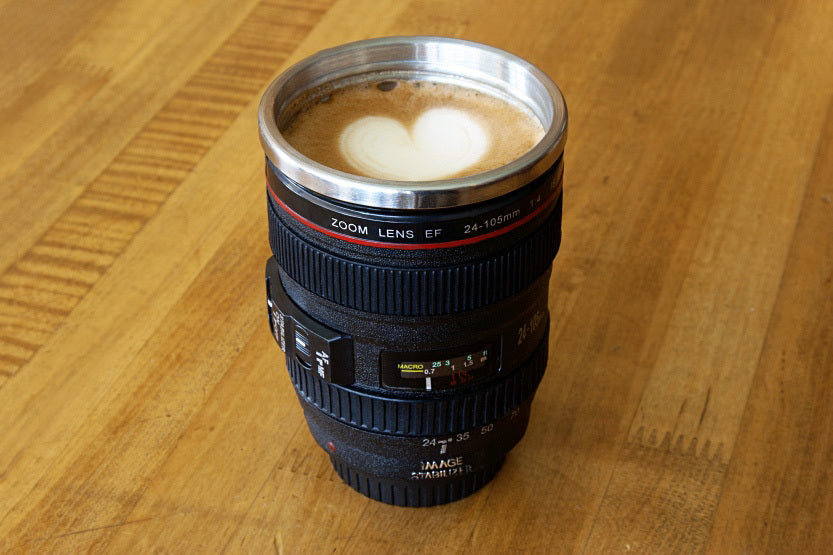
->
<box><xmin>267</xmin><ymin>182</ymin><xmax>559</xmax><ymax>250</ymax></box>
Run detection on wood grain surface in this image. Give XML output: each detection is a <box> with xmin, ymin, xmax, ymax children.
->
<box><xmin>1</xmin><ymin>0</ymin><xmax>831</xmax><ymax>552</ymax></box>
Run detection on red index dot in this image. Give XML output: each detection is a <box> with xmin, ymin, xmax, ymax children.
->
<box><xmin>327</xmin><ymin>441</ymin><xmax>336</xmax><ymax>453</ymax></box>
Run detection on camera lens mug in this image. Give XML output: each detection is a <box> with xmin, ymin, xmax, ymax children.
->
<box><xmin>259</xmin><ymin>37</ymin><xmax>567</xmax><ymax>507</ymax></box>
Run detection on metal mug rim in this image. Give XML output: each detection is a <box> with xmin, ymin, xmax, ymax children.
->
<box><xmin>258</xmin><ymin>36</ymin><xmax>567</xmax><ymax>210</ymax></box>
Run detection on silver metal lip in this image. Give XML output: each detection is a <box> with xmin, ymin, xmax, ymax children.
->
<box><xmin>258</xmin><ymin>36</ymin><xmax>567</xmax><ymax>210</ymax></box>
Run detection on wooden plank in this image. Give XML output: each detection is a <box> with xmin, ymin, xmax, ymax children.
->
<box><xmin>583</xmin><ymin>2</ymin><xmax>833</xmax><ymax>550</ymax></box>
<box><xmin>706</xmin><ymin>83</ymin><xmax>833</xmax><ymax>555</ymax></box>
<box><xmin>0</xmin><ymin>0</ymin><xmax>260</xmax><ymax>273</ymax></box>
<box><xmin>0</xmin><ymin>0</ymin><xmax>332</xmax><ymax>542</ymax></box>
<box><xmin>0</xmin><ymin>0</ymin><xmax>323</xmax><ymax>381</ymax></box>
<box><xmin>0</xmin><ymin>0</ymin><xmax>832</xmax><ymax>551</ymax></box>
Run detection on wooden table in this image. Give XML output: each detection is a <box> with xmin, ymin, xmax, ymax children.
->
<box><xmin>2</xmin><ymin>1</ymin><xmax>831</xmax><ymax>552</ymax></box>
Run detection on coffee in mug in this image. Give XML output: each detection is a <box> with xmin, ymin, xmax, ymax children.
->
<box><xmin>282</xmin><ymin>79</ymin><xmax>545</xmax><ymax>181</ymax></box>
<box><xmin>259</xmin><ymin>36</ymin><xmax>567</xmax><ymax>506</ymax></box>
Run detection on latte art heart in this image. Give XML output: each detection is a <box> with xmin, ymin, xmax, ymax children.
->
<box><xmin>339</xmin><ymin>108</ymin><xmax>490</xmax><ymax>181</ymax></box>
<box><xmin>283</xmin><ymin>80</ymin><xmax>546</xmax><ymax>181</ymax></box>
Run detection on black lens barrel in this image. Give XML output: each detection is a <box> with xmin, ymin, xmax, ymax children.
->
<box><xmin>268</xmin><ymin>194</ymin><xmax>562</xmax><ymax>316</ymax></box>
<box><xmin>260</xmin><ymin>37</ymin><xmax>567</xmax><ymax>508</ymax></box>
<box><xmin>264</xmin><ymin>166</ymin><xmax>560</xmax><ymax>505</ymax></box>
<box><xmin>304</xmin><ymin>396</ymin><xmax>536</xmax><ymax>506</ymax></box>
<box><xmin>266</xmin><ymin>245</ymin><xmax>554</xmax><ymax>506</ymax></box>
<box><xmin>288</xmin><ymin>325</ymin><xmax>548</xmax><ymax>436</ymax></box>
<box><xmin>266</xmin><ymin>159</ymin><xmax>563</xmax><ymax>317</ymax></box>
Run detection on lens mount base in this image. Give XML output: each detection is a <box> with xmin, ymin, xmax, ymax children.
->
<box><xmin>301</xmin><ymin>395</ymin><xmax>533</xmax><ymax>507</ymax></box>
<box><xmin>331</xmin><ymin>456</ymin><xmax>505</xmax><ymax>507</ymax></box>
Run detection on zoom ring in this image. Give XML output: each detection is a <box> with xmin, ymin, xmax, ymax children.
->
<box><xmin>268</xmin><ymin>194</ymin><xmax>561</xmax><ymax>316</ymax></box>
<box><xmin>331</xmin><ymin>457</ymin><xmax>503</xmax><ymax>507</ymax></box>
<box><xmin>288</xmin><ymin>330</ymin><xmax>548</xmax><ymax>437</ymax></box>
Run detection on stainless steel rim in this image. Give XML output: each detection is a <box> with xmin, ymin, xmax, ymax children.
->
<box><xmin>258</xmin><ymin>36</ymin><xmax>567</xmax><ymax>210</ymax></box>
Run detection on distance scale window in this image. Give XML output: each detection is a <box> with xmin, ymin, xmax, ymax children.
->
<box><xmin>381</xmin><ymin>341</ymin><xmax>498</xmax><ymax>391</ymax></box>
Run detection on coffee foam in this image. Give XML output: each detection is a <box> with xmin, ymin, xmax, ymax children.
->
<box><xmin>281</xmin><ymin>79</ymin><xmax>545</xmax><ymax>181</ymax></box>
<box><xmin>339</xmin><ymin>108</ymin><xmax>490</xmax><ymax>181</ymax></box>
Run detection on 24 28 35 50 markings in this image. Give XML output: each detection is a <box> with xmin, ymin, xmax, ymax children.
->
<box><xmin>463</xmin><ymin>208</ymin><xmax>522</xmax><ymax>234</ymax></box>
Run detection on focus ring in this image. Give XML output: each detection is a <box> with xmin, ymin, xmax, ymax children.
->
<box><xmin>288</xmin><ymin>329</ymin><xmax>548</xmax><ymax>436</ymax></box>
<box><xmin>268</xmin><ymin>193</ymin><xmax>561</xmax><ymax>316</ymax></box>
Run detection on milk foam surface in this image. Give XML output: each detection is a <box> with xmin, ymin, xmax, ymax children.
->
<box><xmin>282</xmin><ymin>80</ymin><xmax>545</xmax><ymax>181</ymax></box>
<box><xmin>339</xmin><ymin>108</ymin><xmax>489</xmax><ymax>181</ymax></box>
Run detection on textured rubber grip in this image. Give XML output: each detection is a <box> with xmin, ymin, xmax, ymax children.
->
<box><xmin>331</xmin><ymin>456</ymin><xmax>504</xmax><ymax>507</ymax></box>
<box><xmin>268</xmin><ymin>193</ymin><xmax>561</xmax><ymax>316</ymax></box>
<box><xmin>288</xmin><ymin>328</ymin><xmax>548</xmax><ymax>436</ymax></box>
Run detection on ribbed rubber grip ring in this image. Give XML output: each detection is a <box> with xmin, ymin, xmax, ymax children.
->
<box><xmin>288</xmin><ymin>328</ymin><xmax>548</xmax><ymax>437</ymax></box>
<box><xmin>267</xmin><ymin>193</ymin><xmax>561</xmax><ymax>316</ymax></box>
<box><xmin>331</xmin><ymin>456</ymin><xmax>503</xmax><ymax>507</ymax></box>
